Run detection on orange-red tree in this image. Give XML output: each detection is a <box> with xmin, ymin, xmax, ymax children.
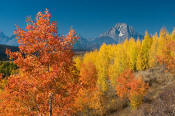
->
<box><xmin>0</xmin><ymin>9</ymin><xmax>79</xmax><ymax>115</ymax></box>
<box><xmin>116</xmin><ymin>70</ymin><xmax>148</xmax><ymax>109</ymax></box>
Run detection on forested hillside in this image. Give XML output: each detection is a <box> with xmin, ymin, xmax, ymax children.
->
<box><xmin>0</xmin><ymin>44</ymin><xmax>18</xmax><ymax>60</ymax></box>
<box><xmin>73</xmin><ymin>28</ymin><xmax>175</xmax><ymax>115</ymax></box>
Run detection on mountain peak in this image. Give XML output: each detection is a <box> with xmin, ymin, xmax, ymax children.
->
<box><xmin>0</xmin><ymin>23</ymin><xmax>143</xmax><ymax>50</ymax></box>
<box><xmin>114</xmin><ymin>22</ymin><xmax>127</xmax><ymax>27</ymax></box>
<box><xmin>99</xmin><ymin>23</ymin><xmax>142</xmax><ymax>43</ymax></box>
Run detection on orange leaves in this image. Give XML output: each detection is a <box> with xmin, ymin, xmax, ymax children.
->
<box><xmin>74</xmin><ymin>62</ymin><xmax>99</xmax><ymax>111</ymax></box>
<box><xmin>64</xmin><ymin>28</ymin><xmax>79</xmax><ymax>49</ymax></box>
<box><xmin>128</xmin><ymin>77</ymin><xmax>148</xmax><ymax>96</ymax></box>
<box><xmin>116</xmin><ymin>70</ymin><xmax>148</xmax><ymax>109</ymax></box>
<box><xmin>116</xmin><ymin>70</ymin><xmax>134</xmax><ymax>98</ymax></box>
<box><xmin>79</xmin><ymin>62</ymin><xmax>97</xmax><ymax>89</ymax></box>
<box><xmin>1</xmin><ymin>9</ymin><xmax>80</xmax><ymax>115</ymax></box>
<box><xmin>157</xmin><ymin>40</ymin><xmax>175</xmax><ymax>73</ymax></box>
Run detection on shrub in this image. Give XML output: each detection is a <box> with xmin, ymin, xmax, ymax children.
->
<box><xmin>116</xmin><ymin>70</ymin><xmax>149</xmax><ymax>109</ymax></box>
<box><xmin>0</xmin><ymin>61</ymin><xmax>17</xmax><ymax>78</ymax></box>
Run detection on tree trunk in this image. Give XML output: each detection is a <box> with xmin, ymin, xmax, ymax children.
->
<box><xmin>49</xmin><ymin>93</ymin><xmax>53</xmax><ymax>116</ymax></box>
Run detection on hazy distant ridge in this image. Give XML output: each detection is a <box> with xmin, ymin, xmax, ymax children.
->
<box><xmin>0</xmin><ymin>23</ymin><xmax>143</xmax><ymax>50</ymax></box>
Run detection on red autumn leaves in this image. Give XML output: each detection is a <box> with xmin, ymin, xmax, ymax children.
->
<box><xmin>116</xmin><ymin>70</ymin><xmax>148</xmax><ymax>109</ymax></box>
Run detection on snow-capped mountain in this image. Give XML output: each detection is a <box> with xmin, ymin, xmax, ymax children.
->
<box><xmin>86</xmin><ymin>23</ymin><xmax>143</xmax><ymax>49</ymax></box>
<box><xmin>0</xmin><ymin>23</ymin><xmax>143</xmax><ymax>50</ymax></box>
<box><xmin>98</xmin><ymin>23</ymin><xmax>143</xmax><ymax>43</ymax></box>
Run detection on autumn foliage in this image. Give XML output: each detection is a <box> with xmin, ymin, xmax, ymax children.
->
<box><xmin>116</xmin><ymin>70</ymin><xmax>148</xmax><ymax>109</ymax></box>
<box><xmin>0</xmin><ymin>9</ymin><xmax>79</xmax><ymax>115</ymax></box>
<box><xmin>157</xmin><ymin>39</ymin><xmax>175</xmax><ymax>73</ymax></box>
<box><xmin>0</xmin><ymin>8</ymin><xmax>175</xmax><ymax>115</ymax></box>
<box><xmin>74</xmin><ymin>62</ymin><xmax>100</xmax><ymax>112</ymax></box>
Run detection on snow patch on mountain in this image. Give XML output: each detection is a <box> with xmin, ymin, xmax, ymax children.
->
<box><xmin>99</xmin><ymin>23</ymin><xmax>143</xmax><ymax>43</ymax></box>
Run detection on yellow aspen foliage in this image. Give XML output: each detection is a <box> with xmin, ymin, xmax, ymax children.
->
<box><xmin>157</xmin><ymin>28</ymin><xmax>169</xmax><ymax>57</ymax></box>
<box><xmin>96</xmin><ymin>43</ymin><xmax>110</xmax><ymax>92</ymax></box>
<box><xmin>171</xmin><ymin>29</ymin><xmax>175</xmax><ymax>40</ymax></box>
<box><xmin>119</xmin><ymin>39</ymin><xmax>130</xmax><ymax>71</ymax></box>
<box><xmin>136</xmin><ymin>39</ymin><xmax>142</xmax><ymax>71</ymax></box>
<box><xmin>82</xmin><ymin>50</ymin><xmax>98</xmax><ymax>65</ymax></box>
<box><xmin>136</xmin><ymin>31</ymin><xmax>152</xmax><ymax>70</ymax></box>
<box><xmin>149</xmin><ymin>33</ymin><xmax>159</xmax><ymax>67</ymax></box>
<box><xmin>106</xmin><ymin>44</ymin><xmax>114</xmax><ymax>60</ymax></box>
<box><xmin>127</xmin><ymin>38</ymin><xmax>138</xmax><ymax>71</ymax></box>
<box><xmin>136</xmin><ymin>52</ymin><xmax>143</xmax><ymax>71</ymax></box>
<box><xmin>78</xmin><ymin>28</ymin><xmax>175</xmax><ymax>99</ymax></box>
<box><xmin>108</xmin><ymin>45</ymin><xmax>122</xmax><ymax>86</ymax></box>
<box><xmin>136</xmin><ymin>39</ymin><xmax>142</xmax><ymax>52</ymax></box>
<box><xmin>74</xmin><ymin>62</ymin><xmax>97</xmax><ymax>111</ymax></box>
<box><xmin>0</xmin><ymin>75</ymin><xmax>8</xmax><ymax>93</ymax></box>
<box><xmin>73</xmin><ymin>56</ymin><xmax>82</xmax><ymax>71</ymax></box>
<box><xmin>159</xmin><ymin>28</ymin><xmax>169</xmax><ymax>39</ymax></box>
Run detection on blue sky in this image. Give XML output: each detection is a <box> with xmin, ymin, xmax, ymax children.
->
<box><xmin>1</xmin><ymin>0</ymin><xmax>175</xmax><ymax>38</ymax></box>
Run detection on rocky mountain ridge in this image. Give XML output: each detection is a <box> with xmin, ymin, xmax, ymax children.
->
<box><xmin>0</xmin><ymin>23</ymin><xmax>143</xmax><ymax>50</ymax></box>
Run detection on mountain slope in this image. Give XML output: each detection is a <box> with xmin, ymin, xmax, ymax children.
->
<box><xmin>0</xmin><ymin>44</ymin><xmax>18</xmax><ymax>60</ymax></box>
<box><xmin>0</xmin><ymin>23</ymin><xmax>143</xmax><ymax>50</ymax></box>
<box><xmin>74</xmin><ymin>36</ymin><xmax>89</xmax><ymax>50</ymax></box>
<box><xmin>0</xmin><ymin>32</ymin><xmax>18</xmax><ymax>46</ymax></box>
<box><xmin>98</xmin><ymin>23</ymin><xmax>143</xmax><ymax>43</ymax></box>
<box><xmin>86</xmin><ymin>23</ymin><xmax>143</xmax><ymax>49</ymax></box>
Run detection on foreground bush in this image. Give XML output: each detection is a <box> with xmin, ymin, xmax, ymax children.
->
<box><xmin>0</xmin><ymin>61</ymin><xmax>17</xmax><ymax>78</ymax></box>
<box><xmin>116</xmin><ymin>70</ymin><xmax>149</xmax><ymax>109</ymax></box>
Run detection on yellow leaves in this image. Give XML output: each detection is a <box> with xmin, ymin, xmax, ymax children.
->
<box><xmin>136</xmin><ymin>32</ymin><xmax>153</xmax><ymax>71</ymax></box>
<box><xmin>83</xmin><ymin>50</ymin><xmax>98</xmax><ymax>65</ymax></box>
<box><xmin>171</xmin><ymin>30</ymin><xmax>175</xmax><ymax>40</ymax></box>
<box><xmin>129</xmin><ymin>93</ymin><xmax>144</xmax><ymax>110</ymax></box>
<box><xmin>74</xmin><ymin>62</ymin><xmax>101</xmax><ymax>113</ymax></box>
<box><xmin>148</xmin><ymin>34</ymin><xmax>159</xmax><ymax>68</ymax></box>
<box><xmin>127</xmin><ymin>38</ymin><xmax>138</xmax><ymax>71</ymax></box>
<box><xmin>79</xmin><ymin>29</ymin><xmax>175</xmax><ymax>102</ymax></box>
<box><xmin>73</xmin><ymin>56</ymin><xmax>82</xmax><ymax>71</ymax></box>
<box><xmin>0</xmin><ymin>77</ymin><xmax>7</xmax><ymax>91</ymax></box>
<box><xmin>74</xmin><ymin>88</ymin><xmax>88</xmax><ymax>111</ymax></box>
<box><xmin>87</xmin><ymin>90</ymin><xmax>104</xmax><ymax>112</ymax></box>
<box><xmin>136</xmin><ymin>53</ymin><xmax>143</xmax><ymax>71</ymax></box>
<box><xmin>96</xmin><ymin>44</ymin><xmax>110</xmax><ymax>92</ymax></box>
<box><xmin>74</xmin><ymin>88</ymin><xmax>103</xmax><ymax>114</ymax></box>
